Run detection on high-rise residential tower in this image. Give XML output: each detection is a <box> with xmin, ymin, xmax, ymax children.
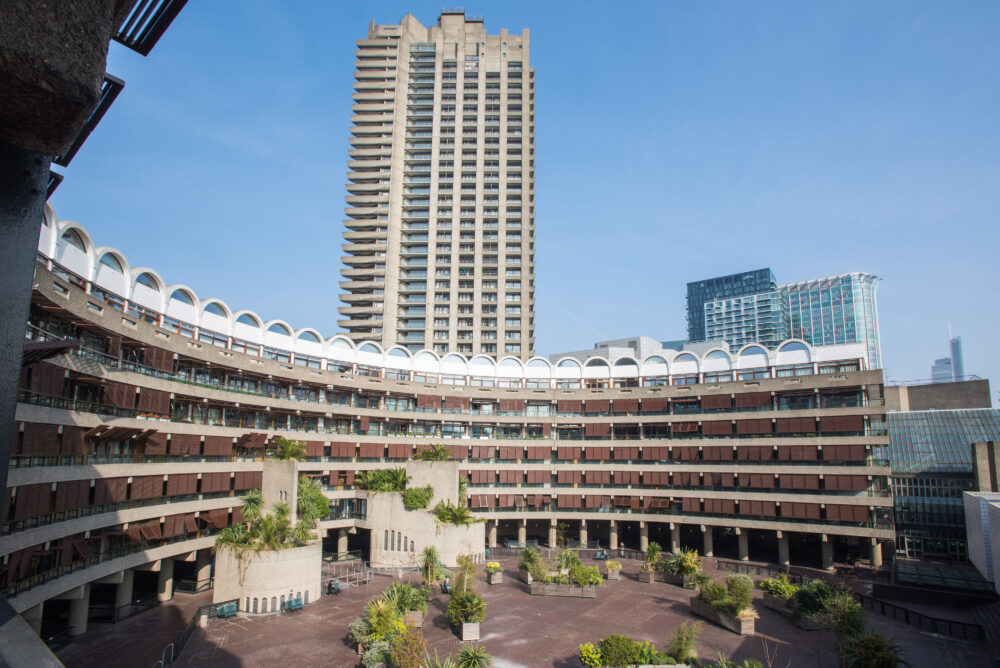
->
<box><xmin>339</xmin><ymin>10</ymin><xmax>535</xmax><ymax>358</ymax></box>
<box><xmin>686</xmin><ymin>269</ymin><xmax>782</xmax><ymax>345</ymax></box>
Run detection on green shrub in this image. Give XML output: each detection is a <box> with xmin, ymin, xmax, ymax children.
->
<box><xmin>401</xmin><ymin>484</ymin><xmax>434</xmax><ymax>510</ymax></box>
<box><xmin>661</xmin><ymin>547</ymin><xmax>702</xmax><ymax>576</ymax></box>
<box><xmin>390</xmin><ymin>628</ymin><xmax>426</xmax><ymax>668</ymax></box>
<box><xmin>725</xmin><ymin>575</ymin><xmax>753</xmax><ymax>614</ymax></box>
<box><xmin>518</xmin><ymin>546</ymin><xmax>541</xmax><ymax>572</ymax></box>
<box><xmin>759</xmin><ymin>573</ymin><xmax>798</xmax><ymax>599</ymax></box>
<box><xmin>645</xmin><ymin>541</ymin><xmax>662</xmax><ymax>566</ymax></box>
<box><xmin>604</xmin><ymin>560</ymin><xmax>622</xmax><ymax>571</ymax></box>
<box><xmin>844</xmin><ymin>631</ymin><xmax>910</xmax><ymax>668</ymax></box>
<box><xmin>527</xmin><ymin>559</ymin><xmax>548</xmax><ymax>582</ymax></box>
<box><xmin>568</xmin><ymin>564</ymin><xmax>603</xmax><ymax>587</ymax></box>
<box><xmin>355</xmin><ymin>468</ymin><xmax>409</xmax><ymax>492</ymax></box>
<box><xmin>665</xmin><ymin>620</ymin><xmax>702</xmax><ymax>662</ymax></box>
<box><xmin>361</xmin><ymin>639</ymin><xmax>391</xmax><ymax>667</ymax></box>
<box><xmin>596</xmin><ymin>634</ymin><xmax>644</xmax><ymax>667</ymax></box>
<box><xmin>790</xmin><ymin>578</ymin><xmax>835</xmax><ymax>616</ymax></box>
<box><xmin>446</xmin><ymin>591</ymin><xmax>487</xmax><ymax>626</ymax></box>
<box><xmin>556</xmin><ymin>549</ymin><xmax>583</xmax><ymax>570</ymax></box>
<box><xmin>698</xmin><ymin>582</ymin><xmax>728</xmax><ymax>605</ymax></box>
<box><xmin>382</xmin><ymin>582</ymin><xmax>427</xmax><ymax>613</ymax></box>
<box><xmin>349</xmin><ymin>616</ymin><xmax>371</xmax><ymax>645</ymax></box>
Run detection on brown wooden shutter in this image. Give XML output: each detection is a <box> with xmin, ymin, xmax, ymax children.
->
<box><xmin>557</xmin><ymin>399</ymin><xmax>581</xmax><ymax>412</ymax></box>
<box><xmin>138</xmin><ymin>388</ymin><xmax>171</xmax><ymax>414</ymax></box>
<box><xmin>641</xmin><ymin>397</ymin><xmax>668</xmax><ymax>412</ymax></box>
<box><xmin>203</xmin><ymin>436</ymin><xmax>232</xmax><ymax>456</ymax></box>
<box><xmin>200</xmin><ymin>472</ymin><xmax>230</xmax><ymax>493</ymax></box>
<box><xmin>30</xmin><ymin>363</ymin><xmax>65</xmax><ymax>396</ymax></box>
<box><xmin>735</xmin><ymin>392</ymin><xmax>770</xmax><ymax>408</ymax></box>
<box><xmin>702</xmin><ymin>421</ymin><xmax>732</xmax><ymax>436</ymax></box>
<box><xmin>612</xmin><ymin>398</ymin><xmax>639</xmax><ymax>412</ymax></box>
<box><xmin>584</xmin><ymin>399</ymin><xmax>610</xmax><ymax>413</ymax></box>
<box><xmin>20</xmin><ymin>423</ymin><xmax>59</xmax><ymax>455</ymax></box>
<box><xmin>701</xmin><ymin>394</ymin><xmax>731</xmax><ymax>410</ymax></box>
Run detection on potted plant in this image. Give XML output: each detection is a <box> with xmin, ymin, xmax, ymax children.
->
<box><xmin>447</xmin><ymin>591</ymin><xmax>487</xmax><ymax>641</ymax></box>
<box><xmin>690</xmin><ymin>575</ymin><xmax>757</xmax><ymax>635</ymax></box>
<box><xmin>555</xmin><ymin>549</ymin><xmax>581</xmax><ymax>575</ymax></box>
<box><xmin>421</xmin><ymin>546</ymin><xmax>443</xmax><ymax>599</ymax></box>
<box><xmin>759</xmin><ymin>573</ymin><xmax>798</xmax><ymax>618</ymax></box>
<box><xmin>382</xmin><ymin>582</ymin><xmax>428</xmax><ymax>629</ymax></box>
<box><xmin>518</xmin><ymin>546</ymin><xmax>540</xmax><ymax>584</ymax></box>
<box><xmin>788</xmin><ymin>579</ymin><xmax>836</xmax><ymax>630</ymax></box>
<box><xmin>604</xmin><ymin>560</ymin><xmax>622</xmax><ymax>580</ymax></box>
<box><xmin>639</xmin><ymin>541</ymin><xmax>661</xmax><ymax>583</ymax></box>
<box><xmin>485</xmin><ymin>561</ymin><xmax>503</xmax><ymax>585</ymax></box>
<box><xmin>658</xmin><ymin>547</ymin><xmax>702</xmax><ymax>589</ymax></box>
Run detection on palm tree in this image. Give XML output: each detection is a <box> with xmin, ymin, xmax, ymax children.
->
<box><xmin>270</xmin><ymin>436</ymin><xmax>306</xmax><ymax>461</ymax></box>
<box><xmin>414</xmin><ymin>443</ymin><xmax>451</xmax><ymax>461</ymax></box>
<box><xmin>297</xmin><ymin>476</ymin><xmax>330</xmax><ymax>522</ymax></box>
<box><xmin>240</xmin><ymin>488</ymin><xmax>264</xmax><ymax>522</ymax></box>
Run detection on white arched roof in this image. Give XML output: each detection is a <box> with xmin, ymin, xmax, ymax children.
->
<box><xmin>35</xmin><ymin>209</ymin><xmax>857</xmax><ymax>385</ymax></box>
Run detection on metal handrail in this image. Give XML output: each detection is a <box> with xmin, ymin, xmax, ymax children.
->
<box><xmin>853</xmin><ymin>592</ymin><xmax>985</xmax><ymax>641</ymax></box>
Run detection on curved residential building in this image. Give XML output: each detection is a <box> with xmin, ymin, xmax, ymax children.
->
<box><xmin>3</xmin><ymin>204</ymin><xmax>891</xmax><ymax>639</ymax></box>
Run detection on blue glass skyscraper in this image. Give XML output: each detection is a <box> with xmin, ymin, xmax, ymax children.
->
<box><xmin>686</xmin><ymin>269</ymin><xmax>781</xmax><ymax>344</ymax></box>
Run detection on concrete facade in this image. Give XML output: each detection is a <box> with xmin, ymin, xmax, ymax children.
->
<box><xmin>213</xmin><ymin>541</ymin><xmax>322</xmax><ymax>613</ymax></box>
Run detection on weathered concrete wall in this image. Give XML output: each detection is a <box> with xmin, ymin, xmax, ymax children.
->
<box><xmin>213</xmin><ymin>541</ymin><xmax>321</xmax><ymax>612</ymax></box>
<box><xmin>366</xmin><ymin>491</ymin><xmax>485</xmax><ymax>568</ymax></box>
<box><xmin>261</xmin><ymin>460</ymin><xmax>297</xmax><ymax>512</ymax></box>
<box><xmin>887</xmin><ymin>380</ymin><xmax>992</xmax><ymax>412</ymax></box>
<box><xmin>407</xmin><ymin>460</ymin><xmax>459</xmax><ymax>507</ymax></box>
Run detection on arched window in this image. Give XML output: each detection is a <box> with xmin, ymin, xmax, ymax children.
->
<box><xmin>585</xmin><ymin>358</ymin><xmax>609</xmax><ymax>367</ymax></box>
<box><xmin>135</xmin><ymin>273</ymin><xmax>159</xmax><ymax>290</ymax></box>
<box><xmin>169</xmin><ymin>289</ymin><xmax>193</xmax><ymax>305</ymax></box>
<box><xmin>260</xmin><ymin>598</ymin><xmax>266</xmax><ymax>613</ymax></box>
<box><xmin>60</xmin><ymin>229</ymin><xmax>85</xmax><ymax>251</ymax></box>
<box><xmin>614</xmin><ymin>358</ymin><xmax>638</xmax><ymax>367</ymax></box>
<box><xmin>267</xmin><ymin>322</ymin><xmax>291</xmax><ymax>336</ymax></box>
<box><xmin>387</xmin><ymin>347</ymin><xmax>410</xmax><ymax>358</ymax></box>
<box><xmin>526</xmin><ymin>358</ymin><xmax>549</xmax><ymax>368</ymax></box>
<box><xmin>557</xmin><ymin>358</ymin><xmax>580</xmax><ymax>368</ymax></box>
<box><xmin>360</xmin><ymin>342</ymin><xmax>381</xmax><ymax>353</ymax></box>
<box><xmin>204</xmin><ymin>302</ymin><xmax>227</xmax><ymax>317</ymax></box>
<box><xmin>705</xmin><ymin>350</ymin><xmax>730</xmax><ymax>360</ymax></box>
<box><xmin>779</xmin><ymin>341</ymin><xmax>809</xmax><ymax>353</ymax></box>
<box><xmin>298</xmin><ymin>331</ymin><xmax>321</xmax><ymax>343</ymax></box>
<box><xmin>252</xmin><ymin>598</ymin><xmax>258</xmax><ymax>613</ymax></box>
<box><xmin>236</xmin><ymin>313</ymin><xmax>259</xmax><ymax>327</ymax></box>
<box><xmin>98</xmin><ymin>253</ymin><xmax>123</xmax><ymax>273</ymax></box>
<box><xmin>499</xmin><ymin>358</ymin><xmax>521</xmax><ymax>367</ymax></box>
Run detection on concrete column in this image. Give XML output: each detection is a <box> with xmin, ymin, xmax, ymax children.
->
<box><xmin>22</xmin><ymin>602</ymin><xmax>43</xmax><ymax>636</ymax></box>
<box><xmin>870</xmin><ymin>538</ymin><xmax>883</xmax><ymax>569</ymax></box>
<box><xmin>777</xmin><ymin>532</ymin><xmax>790</xmax><ymax>567</ymax></box>
<box><xmin>114</xmin><ymin>569</ymin><xmax>135</xmax><ymax>610</ymax></box>
<box><xmin>337</xmin><ymin>528</ymin><xmax>349</xmax><ymax>555</ymax></box>
<box><xmin>579</xmin><ymin>520</ymin><xmax>588</xmax><ymax>546</ymax></box>
<box><xmin>68</xmin><ymin>584</ymin><xmax>90</xmax><ymax>636</ymax></box>
<box><xmin>517</xmin><ymin>519</ymin><xmax>526</xmax><ymax>547</ymax></box>
<box><xmin>548</xmin><ymin>520</ymin><xmax>557</xmax><ymax>548</ymax></box>
<box><xmin>701</xmin><ymin>526</ymin><xmax>713</xmax><ymax>557</ymax></box>
<box><xmin>669</xmin><ymin>523</ymin><xmax>680</xmax><ymax>554</ymax></box>
<box><xmin>821</xmin><ymin>535</ymin><xmax>834</xmax><ymax>571</ymax></box>
<box><xmin>157</xmin><ymin>558</ymin><xmax>174</xmax><ymax>602</ymax></box>
<box><xmin>737</xmin><ymin>529</ymin><xmax>749</xmax><ymax>561</ymax></box>
<box><xmin>609</xmin><ymin>521</ymin><xmax>618</xmax><ymax>550</ymax></box>
<box><xmin>488</xmin><ymin>521</ymin><xmax>498</xmax><ymax>548</ymax></box>
<box><xmin>639</xmin><ymin>522</ymin><xmax>649</xmax><ymax>552</ymax></box>
<box><xmin>196</xmin><ymin>550</ymin><xmax>212</xmax><ymax>585</ymax></box>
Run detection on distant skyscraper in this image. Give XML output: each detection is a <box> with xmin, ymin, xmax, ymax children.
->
<box><xmin>950</xmin><ymin>336</ymin><xmax>965</xmax><ymax>381</ymax></box>
<box><xmin>686</xmin><ymin>269</ymin><xmax>882</xmax><ymax>369</ymax></box>
<box><xmin>931</xmin><ymin>357</ymin><xmax>953</xmax><ymax>383</ymax></box>
<box><xmin>339</xmin><ymin>10</ymin><xmax>535</xmax><ymax>358</ymax></box>
<box><xmin>931</xmin><ymin>334</ymin><xmax>965</xmax><ymax>383</ymax></box>
<box><xmin>686</xmin><ymin>269</ymin><xmax>782</xmax><ymax>344</ymax></box>
<box><xmin>782</xmin><ymin>273</ymin><xmax>882</xmax><ymax>370</ymax></box>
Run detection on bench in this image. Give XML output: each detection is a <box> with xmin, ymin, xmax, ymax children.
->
<box><xmin>594</xmin><ymin>550</ymin><xmax>607</xmax><ymax>561</ymax></box>
<box><xmin>216</xmin><ymin>602</ymin><xmax>238</xmax><ymax>618</ymax></box>
<box><xmin>284</xmin><ymin>597</ymin><xmax>303</xmax><ymax>612</ymax></box>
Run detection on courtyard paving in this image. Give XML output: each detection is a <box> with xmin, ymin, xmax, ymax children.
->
<box><xmin>173</xmin><ymin>557</ymin><xmax>990</xmax><ymax>668</ymax></box>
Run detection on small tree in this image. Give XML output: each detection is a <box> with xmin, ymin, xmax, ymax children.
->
<box><xmin>643</xmin><ymin>541</ymin><xmax>662</xmax><ymax>570</ymax></box>
<box><xmin>390</xmin><ymin>628</ymin><xmax>427</xmax><ymax>668</ymax></box>
<box><xmin>844</xmin><ymin>631</ymin><xmax>911</xmax><ymax>668</ymax></box>
<box><xmin>414</xmin><ymin>443</ymin><xmax>451</xmax><ymax>461</ymax></box>
<box><xmin>421</xmin><ymin>546</ymin><xmax>443</xmax><ymax>588</ymax></box>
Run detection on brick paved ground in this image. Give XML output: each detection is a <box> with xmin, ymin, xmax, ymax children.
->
<box><xmin>56</xmin><ymin>590</ymin><xmax>212</xmax><ymax>668</ymax></box>
<box><xmin>173</xmin><ymin>557</ymin><xmax>990</xmax><ymax>668</ymax></box>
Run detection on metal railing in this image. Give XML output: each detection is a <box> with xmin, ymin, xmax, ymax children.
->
<box><xmin>853</xmin><ymin>592</ymin><xmax>985</xmax><ymax>641</ymax></box>
<box><xmin>169</xmin><ymin>599</ymin><xmax>240</xmax><ymax>666</ymax></box>
<box><xmin>175</xmin><ymin>578</ymin><xmax>214</xmax><ymax>594</ymax></box>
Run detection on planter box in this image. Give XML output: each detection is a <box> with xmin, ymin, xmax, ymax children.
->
<box><xmin>658</xmin><ymin>572</ymin><xmax>697</xmax><ymax>589</ymax></box>
<box><xmin>405</xmin><ymin>610</ymin><xmax>424</xmax><ymax>628</ymax></box>
<box><xmin>519</xmin><ymin>568</ymin><xmax>533</xmax><ymax>584</ymax></box>
<box><xmin>461</xmin><ymin>622</ymin><xmax>480</xmax><ymax>642</ymax></box>
<box><xmin>487</xmin><ymin>572</ymin><xmax>503</xmax><ymax>585</ymax></box>
<box><xmin>795</xmin><ymin>614</ymin><xmax>831</xmax><ymax>631</ymax></box>
<box><xmin>605</xmin><ymin>568</ymin><xmax>621</xmax><ymax>581</ymax></box>
<box><xmin>529</xmin><ymin>582</ymin><xmax>598</xmax><ymax>598</ymax></box>
<box><xmin>761</xmin><ymin>593</ymin><xmax>795</xmax><ymax>619</ymax></box>
<box><xmin>689</xmin><ymin>597</ymin><xmax>755</xmax><ymax>636</ymax></box>
<box><xmin>638</xmin><ymin>570</ymin><xmax>654</xmax><ymax>583</ymax></box>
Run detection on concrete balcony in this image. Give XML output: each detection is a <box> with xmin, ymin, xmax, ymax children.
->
<box><xmin>351</xmin><ymin>113</ymin><xmax>394</xmax><ymax>125</ymax></box>
<box><xmin>341</xmin><ymin>292</ymin><xmax>380</xmax><ymax>305</ymax></box>
<box><xmin>342</xmin><ymin>242</ymin><xmax>387</xmax><ymax>254</ymax></box>
<box><xmin>354</xmin><ymin>59</ymin><xmax>396</xmax><ymax>70</ymax></box>
<box><xmin>341</xmin><ymin>267</ymin><xmax>385</xmax><ymax>279</ymax></box>
<box><xmin>352</xmin><ymin>102</ymin><xmax>394</xmax><ymax>113</ymax></box>
<box><xmin>341</xmin><ymin>255</ymin><xmax>384</xmax><ymax>267</ymax></box>
<box><xmin>349</xmin><ymin>135</ymin><xmax>391</xmax><ymax>148</ymax></box>
<box><xmin>338</xmin><ymin>304</ymin><xmax>384</xmax><ymax>317</ymax></box>
<box><xmin>339</xmin><ymin>280</ymin><xmax>384</xmax><ymax>291</ymax></box>
<box><xmin>348</xmin><ymin>146</ymin><xmax>390</xmax><ymax>159</ymax></box>
<box><xmin>347</xmin><ymin>159</ymin><xmax>391</xmax><ymax>171</ymax></box>
<box><xmin>345</xmin><ymin>182</ymin><xmax>388</xmax><ymax>195</ymax></box>
<box><xmin>345</xmin><ymin>194</ymin><xmax>388</xmax><ymax>206</ymax></box>
<box><xmin>343</xmin><ymin>229</ymin><xmax>387</xmax><ymax>242</ymax></box>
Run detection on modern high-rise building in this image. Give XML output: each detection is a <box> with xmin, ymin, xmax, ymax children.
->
<box><xmin>686</xmin><ymin>269</ymin><xmax>781</xmax><ymax>344</ymax></box>
<box><xmin>339</xmin><ymin>10</ymin><xmax>536</xmax><ymax>358</ymax></box>
<box><xmin>687</xmin><ymin>269</ymin><xmax>882</xmax><ymax>370</ymax></box>
<box><xmin>930</xmin><ymin>335</ymin><xmax>966</xmax><ymax>383</ymax></box>
<box><xmin>783</xmin><ymin>273</ymin><xmax>882</xmax><ymax>371</ymax></box>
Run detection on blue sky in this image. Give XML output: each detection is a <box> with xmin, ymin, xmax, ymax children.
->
<box><xmin>50</xmin><ymin>1</ymin><xmax>999</xmax><ymax>392</ymax></box>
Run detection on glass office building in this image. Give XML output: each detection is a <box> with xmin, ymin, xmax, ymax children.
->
<box><xmin>782</xmin><ymin>273</ymin><xmax>882</xmax><ymax>370</ymax></box>
<box><xmin>883</xmin><ymin>409</ymin><xmax>1000</xmax><ymax>561</ymax></box>
<box><xmin>686</xmin><ymin>269</ymin><xmax>782</xmax><ymax>344</ymax></box>
<box><xmin>703</xmin><ymin>291</ymin><xmax>788</xmax><ymax>350</ymax></box>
